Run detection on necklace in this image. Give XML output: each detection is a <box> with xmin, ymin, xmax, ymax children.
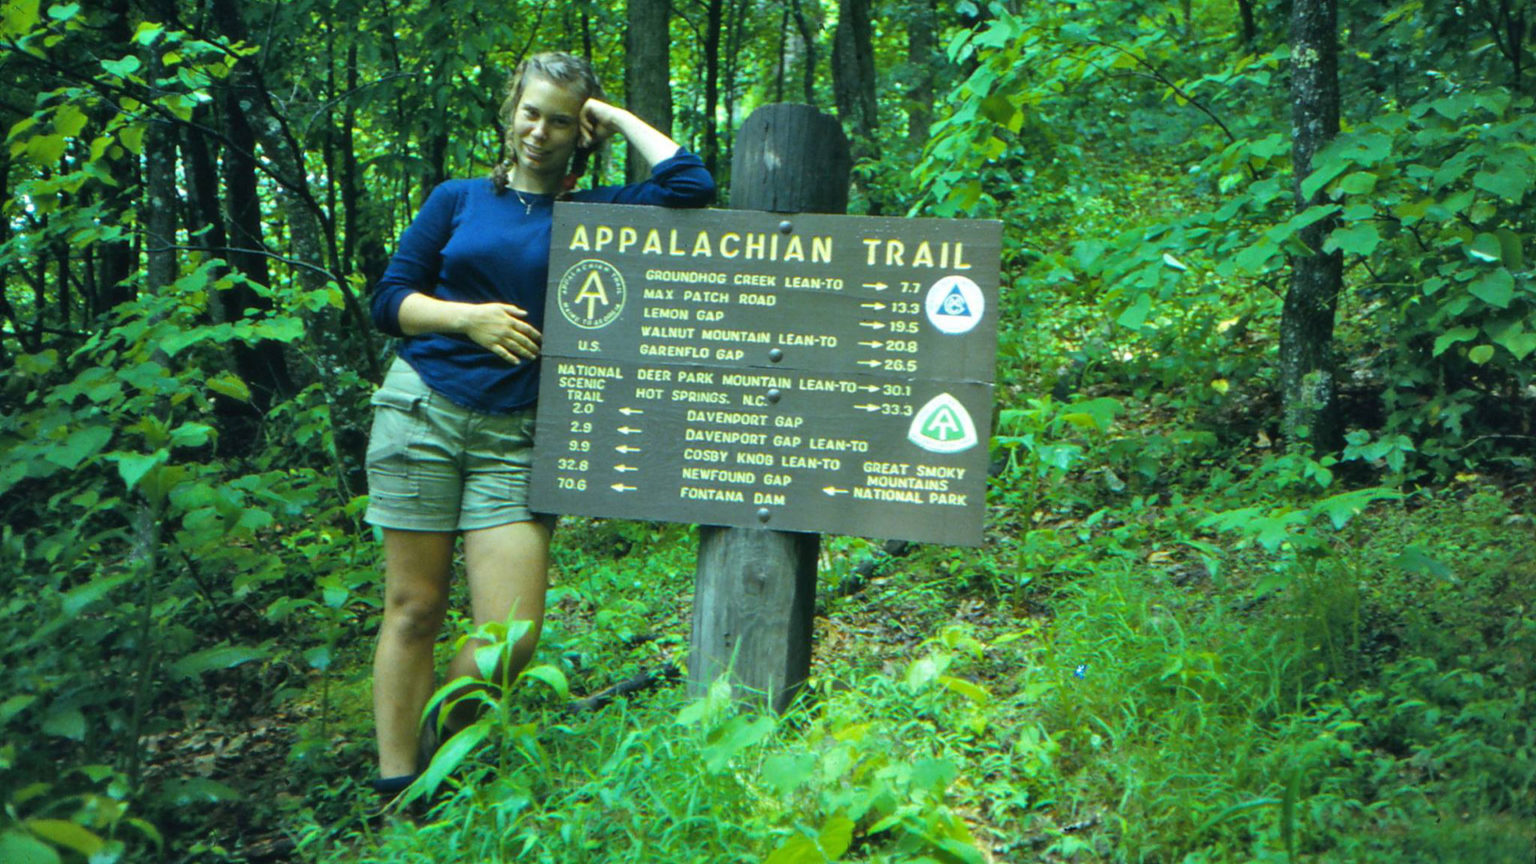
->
<box><xmin>513</xmin><ymin>188</ymin><xmax>536</xmax><ymax>215</ymax></box>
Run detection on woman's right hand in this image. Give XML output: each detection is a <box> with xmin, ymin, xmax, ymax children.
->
<box><xmin>463</xmin><ymin>301</ymin><xmax>542</xmax><ymax>364</ymax></box>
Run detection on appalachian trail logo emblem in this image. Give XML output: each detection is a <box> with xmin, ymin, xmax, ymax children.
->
<box><xmin>556</xmin><ymin>259</ymin><xmax>626</xmax><ymax>329</ymax></box>
<box><xmin>908</xmin><ymin>393</ymin><xmax>979</xmax><ymax>454</ymax></box>
<box><xmin>924</xmin><ymin>275</ymin><xmax>984</xmax><ymax>335</ymax></box>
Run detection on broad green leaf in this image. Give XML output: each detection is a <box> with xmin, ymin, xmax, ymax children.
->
<box><xmin>42</xmin><ymin>708</ymin><xmax>86</xmax><ymax>740</ymax></box>
<box><xmin>1161</xmin><ymin>252</ymin><xmax>1188</xmax><ymax>271</ymax></box>
<box><xmin>761</xmin><ymin>752</ymin><xmax>817</xmax><ymax>795</ymax></box>
<box><xmin>1468</xmin><ymin>344</ymin><xmax>1495</xmax><ymax>364</ymax></box>
<box><xmin>168</xmin><ymin>422</ymin><xmax>213</xmax><ymax>449</ymax></box>
<box><xmin>117</xmin><ymin>124</ymin><xmax>145</xmax><ymax>154</ymax></box>
<box><xmin>43</xmin><ymin>425</ymin><xmax>112</xmax><ymax>470</ymax></box>
<box><xmin>0</xmin><ymin>830</ymin><xmax>60</xmax><ymax>864</ymax></box>
<box><xmin>1324</xmin><ymin>222</ymin><xmax>1380</xmax><ymax>256</ymax></box>
<box><xmin>1490</xmin><ymin>329</ymin><xmax>1536</xmax><ymax>361</ymax></box>
<box><xmin>62</xmin><ymin>571</ymin><xmax>133</xmax><ymax>617</ymax></box>
<box><xmin>131</xmin><ymin>22</ymin><xmax>164</xmax><ymax>45</ymax></box>
<box><xmin>1432</xmin><ymin>326</ymin><xmax>1478</xmax><ymax>357</ymax></box>
<box><xmin>100</xmin><ymin>56</ymin><xmax>141</xmax><ymax>78</ymax></box>
<box><xmin>24</xmin><ymin>133</ymin><xmax>66</xmax><ymax>165</ymax></box>
<box><xmin>1495</xmin><ymin>229</ymin><xmax>1524</xmax><ymax>269</ymax></box>
<box><xmin>703</xmin><ymin>715</ymin><xmax>774</xmax><ymax>772</ymax></box>
<box><xmin>939</xmin><ymin>675</ymin><xmax>991</xmax><ymax>704</ymax></box>
<box><xmin>303</xmin><ymin>645</ymin><xmax>331</xmax><ymax>671</ymax></box>
<box><xmin>1473</xmin><ymin>155</ymin><xmax>1531</xmax><ymax>202</ymax></box>
<box><xmin>170</xmin><ymin>642</ymin><xmax>271</xmax><ymax>679</ymax></box>
<box><xmin>1234</xmin><ymin>238</ymin><xmax>1279</xmax><ymax>272</ymax></box>
<box><xmin>24</xmin><ymin>820</ymin><xmax>102</xmax><ymax>858</ymax></box>
<box><xmin>205</xmin><ymin>371</ymin><xmax>251</xmax><ymax>401</ymax></box>
<box><xmin>114</xmin><ymin>450</ymin><xmax>166</xmax><ymax>491</ymax></box>
<box><xmin>1393</xmin><ymin>546</ymin><xmax>1452</xmax><ymax>578</ymax></box>
<box><xmin>818</xmin><ymin>814</ymin><xmax>855</xmax><ymax>859</ymax></box>
<box><xmin>763</xmin><ymin>835</ymin><xmax>821</xmax><ymax>864</ymax></box>
<box><xmin>1116</xmin><ymin>292</ymin><xmax>1152</xmax><ymax>329</ymax></box>
<box><xmin>53</xmin><ymin>104</ymin><xmax>87</xmax><ymax>138</ymax></box>
<box><xmin>519</xmin><ymin>663</ymin><xmax>569</xmax><ymax>698</ymax></box>
<box><xmin>1468</xmin><ymin>269</ymin><xmax>1514</xmax><ymax>309</ymax></box>
<box><xmin>1336</xmin><ymin>171</ymin><xmax>1377</xmax><ymax>194</ymax></box>
<box><xmin>1</xmin><ymin>694</ymin><xmax>37</xmax><ymax>722</ymax></box>
<box><xmin>46</xmin><ymin>3</ymin><xmax>80</xmax><ymax>21</ymax></box>
<box><xmin>409</xmin><ymin>721</ymin><xmax>490</xmax><ymax>799</ymax></box>
<box><xmin>1063</xmin><ymin>397</ymin><xmax>1120</xmax><ymax>431</ymax></box>
<box><xmin>2</xmin><ymin>0</ymin><xmax>41</xmax><ymax>38</ymax></box>
<box><xmin>1311</xmin><ymin>488</ymin><xmax>1403</xmax><ymax>530</ymax></box>
<box><xmin>1467</xmin><ymin>233</ymin><xmax>1503</xmax><ymax>263</ymax></box>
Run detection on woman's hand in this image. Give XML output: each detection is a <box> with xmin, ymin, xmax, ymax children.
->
<box><xmin>578</xmin><ymin>98</ymin><xmax>625</xmax><ymax>150</ymax></box>
<box><xmin>463</xmin><ymin>302</ymin><xmax>542</xmax><ymax>364</ymax></box>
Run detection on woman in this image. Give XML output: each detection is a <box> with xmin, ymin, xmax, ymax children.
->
<box><xmin>365</xmin><ymin>52</ymin><xmax>714</xmax><ymax>801</ymax></box>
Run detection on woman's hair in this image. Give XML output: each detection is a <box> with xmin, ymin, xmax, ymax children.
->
<box><xmin>492</xmin><ymin>52</ymin><xmax>606</xmax><ymax>194</ymax></box>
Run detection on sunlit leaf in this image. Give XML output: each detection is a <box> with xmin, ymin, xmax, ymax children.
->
<box><xmin>0</xmin><ymin>829</ymin><xmax>60</xmax><ymax>864</ymax></box>
<box><xmin>24</xmin><ymin>820</ymin><xmax>102</xmax><ymax>858</ymax></box>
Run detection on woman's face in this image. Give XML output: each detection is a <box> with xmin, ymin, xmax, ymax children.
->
<box><xmin>510</xmin><ymin>74</ymin><xmax>585</xmax><ymax>186</ymax></box>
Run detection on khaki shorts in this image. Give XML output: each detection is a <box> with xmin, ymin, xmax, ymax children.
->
<box><xmin>364</xmin><ymin>358</ymin><xmax>553</xmax><ymax>532</ymax></box>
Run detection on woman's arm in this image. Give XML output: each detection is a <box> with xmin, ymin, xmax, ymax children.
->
<box><xmin>580</xmin><ymin>99</ymin><xmax>682</xmax><ymax>170</ymax></box>
<box><xmin>397</xmin><ymin>293</ymin><xmax>541</xmax><ymax>365</ymax></box>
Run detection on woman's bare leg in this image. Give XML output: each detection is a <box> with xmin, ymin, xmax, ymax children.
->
<box><xmin>444</xmin><ymin>520</ymin><xmax>552</xmax><ymax>726</ymax></box>
<box><xmin>372</xmin><ymin>529</ymin><xmax>455</xmax><ymax>778</ymax></box>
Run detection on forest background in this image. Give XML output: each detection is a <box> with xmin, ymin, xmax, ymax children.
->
<box><xmin>1</xmin><ymin>0</ymin><xmax>1533</xmax><ymax>861</ymax></box>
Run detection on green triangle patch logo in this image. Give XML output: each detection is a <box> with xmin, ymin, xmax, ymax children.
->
<box><xmin>908</xmin><ymin>393</ymin><xmax>978</xmax><ymax>453</ymax></box>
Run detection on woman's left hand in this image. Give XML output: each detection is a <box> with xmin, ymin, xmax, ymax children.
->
<box><xmin>579</xmin><ymin>99</ymin><xmax>626</xmax><ymax>149</ymax></box>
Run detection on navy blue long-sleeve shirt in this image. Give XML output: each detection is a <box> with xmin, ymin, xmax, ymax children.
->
<box><xmin>370</xmin><ymin>150</ymin><xmax>714</xmax><ymax>413</ymax></box>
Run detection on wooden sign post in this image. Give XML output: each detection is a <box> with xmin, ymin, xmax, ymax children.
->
<box><xmin>688</xmin><ymin>104</ymin><xmax>851</xmax><ymax>712</ymax></box>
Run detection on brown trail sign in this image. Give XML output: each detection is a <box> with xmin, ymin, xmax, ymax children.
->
<box><xmin>531</xmin><ymin>104</ymin><xmax>1001</xmax><ymax>710</ymax></box>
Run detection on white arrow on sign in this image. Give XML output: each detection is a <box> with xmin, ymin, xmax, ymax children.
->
<box><xmin>615</xmin><ymin>444</ymin><xmax>641</xmax><ymax>453</ymax></box>
<box><xmin>853</xmin><ymin>404</ymin><xmax>881</xmax><ymax>413</ymax></box>
<box><xmin>611</xmin><ymin>483</ymin><xmax>637</xmax><ymax>492</ymax></box>
<box><xmin>858</xmin><ymin>320</ymin><xmax>886</xmax><ymax>330</ymax></box>
<box><xmin>860</xmin><ymin>301</ymin><xmax>887</xmax><ymax>310</ymax></box>
<box><xmin>823</xmin><ymin>486</ymin><xmax>849</xmax><ymax>496</ymax></box>
<box><xmin>858</xmin><ymin>384</ymin><xmax>880</xmax><ymax>392</ymax></box>
<box><xmin>618</xmin><ymin>407</ymin><xmax>645</xmax><ymax>416</ymax></box>
<box><xmin>856</xmin><ymin>360</ymin><xmax>882</xmax><ymax>368</ymax></box>
<box><xmin>858</xmin><ymin>340</ymin><xmax>883</xmax><ymax>348</ymax></box>
<box><xmin>617</xmin><ymin>426</ymin><xmax>643</xmax><ymax>435</ymax></box>
<box><xmin>862</xmin><ymin>282</ymin><xmax>889</xmax><ymax>291</ymax></box>
<box><xmin>614</xmin><ymin>464</ymin><xmax>638</xmax><ymax>472</ymax></box>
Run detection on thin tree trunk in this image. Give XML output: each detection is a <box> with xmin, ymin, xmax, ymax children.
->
<box><xmin>906</xmin><ymin>0</ymin><xmax>936</xmax><ymax>150</ymax></box>
<box><xmin>1280</xmin><ymin>0</ymin><xmax>1342</xmax><ymax>449</ymax></box>
<box><xmin>703</xmin><ymin>0</ymin><xmax>724</xmax><ymax>177</ymax></box>
<box><xmin>832</xmin><ymin>0</ymin><xmax>878</xmax><ymax>154</ymax></box>
<box><xmin>625</xmin><ymin>0</ymin><xmax>673</xmax><ymax>181</ymax></box>
<box><xmin>790</xmin><ymin>0</ymin><xmax>818</xmax><ymax>105</ymax></box>
<box><xmin>1236</xmin><ymin>0</ymin><xmax>1257</xmax><ymax>49</ymax></box>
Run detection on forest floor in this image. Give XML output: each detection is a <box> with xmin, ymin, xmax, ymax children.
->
<box><xmin>133</xmin><ymin>446</ymin><xmax>1536</xmax><ymax>863</ymax></box>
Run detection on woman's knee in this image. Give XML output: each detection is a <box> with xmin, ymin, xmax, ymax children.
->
<box><xmin>381</xmin><ymin>588</ymin><xmax>449</xmax><ymax>642</ymax></box>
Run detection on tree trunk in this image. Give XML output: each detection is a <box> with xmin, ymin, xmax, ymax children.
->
<box><xmin>1280</xmin><ymin>0</ymin><xmax>1342</xmax><ymax>450</ymax></box>
<box><xmin>1236</xmin><ymin>0</ymin><xmax>1257</xmax><ymax>49</ymax></box>
<box><xmin>97</xmin><ymin>0</ymin><xmax>136</xmax><ymax>313</ymax></box>
<box><xmin>790</xmin><ymin>0</ymin><xmax>818</xmax><ymax>105</ymax></box>
<box><xmin>702</xmin><ymin>0</ymin><xmax>724</xmax><ymax>178</ymax></box>
<box><xmin>832</xmin><ymin>0</ymin><xmax>878</xmax><ymax>158</ymax></box>
<box><xmin>625</xmin><ymin>0</ymin><xmax>673</xmax><ymax>182</ymax></box>
<box><xmin>906</xmin><ymin>0</ymin><xmax>936</xmax><ymax>150</ymax></box>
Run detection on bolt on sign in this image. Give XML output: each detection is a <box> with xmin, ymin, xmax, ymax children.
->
<box><xmin>530</xmin><ymin>203</ymin><xmax>1002</xmax><ymax>546</ymax></box>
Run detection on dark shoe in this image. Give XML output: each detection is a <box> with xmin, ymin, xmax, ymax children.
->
<box><xmin>418</xmin><ymin>702</ymin><xmax>443</xmax><ymax>771</ymax></box>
